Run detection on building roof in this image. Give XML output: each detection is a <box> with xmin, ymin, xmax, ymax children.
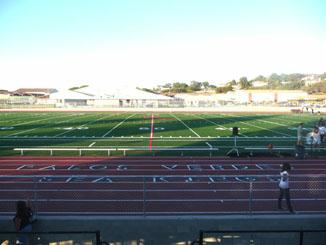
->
<box><xmin>14</xmin><ymin>88</ymin><xmax>57</xmax><ymax>96</ymax></box>
<box><xmin>49</xmin><ymin>90</ymin><xmax>94</xmax><ymax>100</ymax></box>
<box><xmin>76</xmin><ymin>86</ymin><xmax>173</xmax><ymax>100</ymax></box>
<box><xmin>0</xmin><ymin>90</ymin><xmax>11</xmax><ymax>95</ymax></box>
<box><xmin>49</xmin><ymin>86</ymin><xmax>173</xmax><ymax>101</ymax></box>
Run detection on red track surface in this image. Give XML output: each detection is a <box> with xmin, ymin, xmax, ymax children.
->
<box><xmin>0</xmin><ymin>156</ymin><xmax>326</xmax><ymax>215</ymax></box>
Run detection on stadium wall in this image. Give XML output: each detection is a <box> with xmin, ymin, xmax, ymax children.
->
<box><xmin>0</xmin><ymin>215</ymin><xmax>326</xmax><ymax>244</ymax></box>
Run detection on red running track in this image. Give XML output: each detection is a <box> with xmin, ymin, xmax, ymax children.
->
<box><xmin>0</xmin><ymin>156</ymin><xmax>326</xmax><ymax>215</ymax></box>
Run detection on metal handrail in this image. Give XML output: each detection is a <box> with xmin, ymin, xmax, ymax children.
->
<box><xmin>0</xmin><ymin>230</ymin><xmax>101</xmax><ymax>245</ymax></box>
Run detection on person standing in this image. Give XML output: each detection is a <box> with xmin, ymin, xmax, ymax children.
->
<box><xmin>278</xmin><ymin>163</ymin><xmax>295</xmax><ymax>213</ymax></box>
<box><xmin>13</xmin><ymin>200</ymin><xmax>33</xmax><ymax>244</ymax></box>
<box><xmin>297</xmin><ymin>122</ymin><xmax>304</xmax><ymax>144</ymax></box>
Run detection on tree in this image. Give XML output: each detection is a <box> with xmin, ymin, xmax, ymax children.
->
<box><xmin>189</xmin><ymin>81</ymin><xmax>202</xmax><ymax>91</ymax></box>
<box><xmin>162</xmin><ymin>83</ymin><xmax>172</xmax><ymax>89</ymax></box>
<box><xmin>282</xmin><ymin>80</ymin><xmax>305</xmax><ymax>90</ymax></box>
<box><xmin>229</xmin><ymin>80</ymin><xmax>237</xmax><ymax>86</ymax></box>
<box><xmin>171</xmin><ymin>82</ymin><xmax>189</xmax><ymax>93</ymax></box>
<box><xmin>253</xmin><ymin>75</ymin><xmax>266</xmax><ymax>81</ymax></box>
<box><xmin>215</xmin><ymin>85</ymin><xmax>233</xmax><ymax>93</ymax></box>
<box><xmin>304</xmin><ymin>80</ymin><xmax>326</xmax><ymax>94</ymax></box>
<box><xmin>69</xmin><ymin>85</ymin><xmax>88</xmax><ymax>91</ymax></box>
<box><xmin>320</xmin><ymin>73</ymin><xmax>326</xmax><ymax>80</ymax></box>
<box><xmin>202</xmin><ymin>81</ymin><xmax>210</xmax><ymax>91</ymax></box>
<box><xmin>239</xmin><ymin>77</ymin><xmax>251</xmax><ymax>89</ymax></box>
<box><xmin>269</xmin><ymin>73</ymin><xmax>281</xmax><ymax>82</ymax></box>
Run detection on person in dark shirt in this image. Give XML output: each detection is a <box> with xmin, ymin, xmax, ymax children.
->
<box><xmin>13</xmin><ymin>200</ymin><xmax>33</xmax><ymax>244</ymax></box>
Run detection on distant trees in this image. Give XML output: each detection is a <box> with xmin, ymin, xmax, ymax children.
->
<box><xmin>282</xmin><ymin>80</ymin><xmax>305</xmax><ymax>90</ymax></box>
<box><xmin>69</xmin><ymin>85</ymin><xmax>89</xmax><ymax>91</ymax></box>
<box><xmin>202</xmin><ymin>81</ymin><xmax>210</xmax><ymax>91</ymax></box>
<box><xmin>253</xmin><ymin>75</ymin><xmax>266</xmax><ymax>81</ymax></box>
<box><xmin>148</xmin><ymin>72</ymin><xmax>326</xmax><ymax>95</ymax></box>
<box><xmin>172</xmin><ymin>82</ymin><xmax>189</xmax><ymax>93</ymax></box>
<box><xmin>215</xmin><ymin>85</ymin><xmax>233</xmax><ymax>93</ymax></box>
<box><xmin>189</xmin><ymin>81</ymin><xmax>202</xmax><ymax>91</ymax></box>
<box><xmin>304</xmin><ymin>80</ymin><xmax>326</xmax><ymax>93</ymax></box>
<box><xmin>321</xmin><ymin>73</ymin><xmax>326</xmax><ymax>80</ymax></box>
<box><xmin>158</xmin><ymin>81</ymin><xmax>218</xmax><ymax>94</ymax></box>
<box><xmin>228</xmin><ymin>80</ymin><xmax>237</xmax><ymax>86</ymax></box>
<box><xmin>239</xmin><ymin>77</ymin><xmax>252</xmax><ymax>89</ymax></box>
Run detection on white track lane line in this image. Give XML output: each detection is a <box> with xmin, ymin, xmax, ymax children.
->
<box><xmin>170</xmin><ymin>114</ymin><xmax>201</xmax><ymax>137</ymax></box>
<box><xmin>88</xmin><ymin>142</ymin><xmax>96</xmax><ymax>147</ymax></box>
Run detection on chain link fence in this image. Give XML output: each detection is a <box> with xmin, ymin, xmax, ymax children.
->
<box><xmin>0</xmin><ymin>174</ymin><xmax>325</xmax><ymax>215</ymax></box>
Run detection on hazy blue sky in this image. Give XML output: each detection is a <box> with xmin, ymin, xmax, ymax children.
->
<box><xmin>0</xmin><ymin>0</ymin><xmax>325</xmax><ymax>89</ymax></box>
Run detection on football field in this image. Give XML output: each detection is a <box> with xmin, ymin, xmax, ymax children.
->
<box><xmin>0</xmin><ymin>111</ymin><xmax>322</xmax><ymax>156</ymax></box>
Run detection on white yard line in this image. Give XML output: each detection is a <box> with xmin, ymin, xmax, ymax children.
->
<box><xmin>221</xmin><ymin>114</ymin><xmax>292</xmax><ymax>137</ymax></box>
<box><xmin>7</xmin><ymin>128</ymin><xmax>38</xmax><ymax>136</ymax></box>
<box><xmin>54</xmin><ymin>114</ymin><xmax>116</xmax><ymax>137</ymax></box>
<box><xmin>170</xmin><ymin>114</ymin><xmax>201</xmax><ymax>137</ymax></box>
<box><xmin>192</xmin><ymin>114</ymin><xmax>248</xmax><ymax>137</ymax></box>
<box><xmin>8</xmin><ymin>115</ymin><xmax>83</xmax><ymax>136</ymax></box>
<box><xmin>101</xmin><ymin>114</ymin><xmax>136</xmax><ymax>137</ymax></box>
<box><xmin>88</xmin><ymin>142</ymin><xmax>96</xmax><ymax>147</ymax></box>
<box><xmin>0</xmin><ymin>114</ymin><xmax>44</xmax><ymax>124</ymax></box>
<box><xmin>13</xmin><ymin>113</ymin><xmax>76</xmax><ymax>126</ymax></box>
<box><xmin>256</xmin><ymin>119</ymin><xmax>287</xmax><ymax>126</ymax></box>
<box><xmin>264</xmin><ymin>116</ymin><xmax>297</xmax><ymax>125</ymax></box>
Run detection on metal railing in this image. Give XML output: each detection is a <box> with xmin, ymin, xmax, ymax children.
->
<box><xmin>0</xmin><ymin>231</ymin><xmax>101</xmax><ymax>245</ymax></box>
<box><xmin>13</xmin><ymin>146</ymin><xmax>219</xmax><ymax>156</ymax></box>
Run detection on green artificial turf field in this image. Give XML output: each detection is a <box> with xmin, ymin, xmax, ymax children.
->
<box><xmin>0</xmin><ymin>111</ymin><xmax>323</xmax><ymax>156</ymax></box>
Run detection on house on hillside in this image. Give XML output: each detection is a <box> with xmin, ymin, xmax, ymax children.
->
<box><xmin>251</xmin><ymin>80</ymin><xmax>268</xmax><ymax>88</ymax></box>
<box><xmin>302</xmin><ymin>75</ymin><xmax>321</xmax><ymax>86</ymax></box>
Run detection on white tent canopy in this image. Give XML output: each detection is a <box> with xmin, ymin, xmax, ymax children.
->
<box><xmin>76</xmin><ymin>86</ymin><xmax>172</xmax><ymax>100</ymax></box>
<box><xmin>50</xmin><ymin>89</ymin><xmax>94</xmax><ymax>100</ymax></box>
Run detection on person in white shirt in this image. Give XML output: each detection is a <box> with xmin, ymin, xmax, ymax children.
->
<box><xmin>278</xmin><ymin>163</ymin><xmax>294</xmax><ymax>213</ymax></box>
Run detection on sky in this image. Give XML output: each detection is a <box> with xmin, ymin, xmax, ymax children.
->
<box><xmin>0</xmin><ymin>0</ymin><xmax>325</xmax><ymax>90</ymax></box>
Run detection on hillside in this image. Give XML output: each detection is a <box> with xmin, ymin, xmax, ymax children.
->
<box><xmin>148</xmin><ymin>73</ymin><xmax>326</xmax><ymax>95</ymax></box>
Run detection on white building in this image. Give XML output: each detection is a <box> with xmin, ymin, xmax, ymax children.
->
<box><xmin>175</xmin><ymin>90</ymin><xmax>308</xmax><ymax>106</ymax></box>
<box><xmin>225</xmin><ymin>90</ymin><xmax>308</xmax><ymax>103</ymax></box>
<box><xmin>49</xmin><ymin>86</ymin><xmax>177</xmax><ymax>108</ymax></box>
